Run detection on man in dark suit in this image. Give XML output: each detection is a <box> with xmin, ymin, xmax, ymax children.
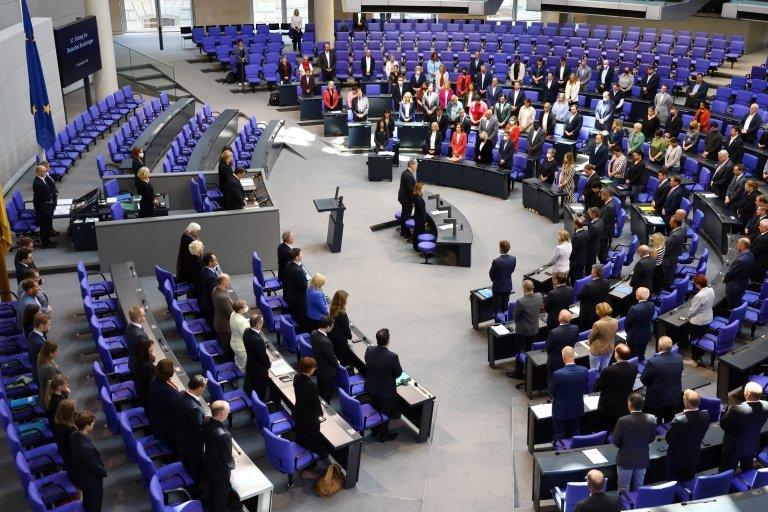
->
<box><xmin>665</xmin><ymin>389</ymin><xmax>711</xmax><ymax>481</ymax></box>
<box><xmin>725</xmin><ymin>163</ymin><xmax>746</xmax><ymax>207</ymax></box>
<box><xmin>125</xmin><ymin>306</ymin><xmax>147</xmax><ymax>354</ymax></box>
<box><xmin>360</xmin><ymin>48</ymin><xmax>375</xmax><ymax>80</ymax></box>
<box><xmin>720</xmin><ymin>381</ymin><xmax>768</xmax><ymax>472</ymax></box>
<box><xmin>222</xmin><ymin>167</ymin><xmax>246</xmax><ymax>210</ymax></box>
<box><xmin>365</xmin><ymin>328</ymin><xmax>403</xmax><ymax>442</ymax></box>
<box><xmin>212</xmin><ymin>274</ymin><xmax>233</xmax><ymax>356</ymax></box>
<box><xmin>32</xmin><ymin>164</ymin><xmax>58</xmax><ymax>248</ymax></box>
<box><xmin>489</xmin><ymin>240</ymin><xmax>516</xmax><ymax>314</ymax></box>
<box><xmin>639</xmin><ymin>66</ymin><xmax>659</xmax><ymax>100</ymax></box>
<box><xmin>563</xmin><ymin>104</ymin><xmax>583</xmax><ymax>140</ymax></box>
<box><xmin>751</xmin><ymin>219</ymin><xmax>768</xmax><ymax>281</ymax></box>
<box><xmin>745</xmin><ymin>204</ymin><xmax>768</xmax><ymax>242</ymax></box>
<box><xmin>277</xmin><ymin>230</ymin><xmax>295</xmax><ymax>285</ymax></box>
<box><xmin>666</xmin><ymin>106</ymin><xmax>683</xmax><ymax>139</ymax></box>
<box><xmin>612</xmin><ymin>393</ymin><xmax>658</xmax><ymax>493</ymax></box>
<box><xmin>583</xmin><ymin>165</ymin><xmax>602</xmax><ymax>211</ymax></box>
<box><xmin>578</xmin><ymin>263</ymin><xmax>611</xmax><ymax>331</ymax></box>
<box><xmin>556</xmin><ymin>58</ymin><xmax>571</xmax><ymax>90</ymax></box>
<box><xmin>595</xmin><ymin>344</ymin><xmax>638</xmax><ymax>431</ymax></box>
<box><xmin>509</xmin><ymin>280</ymin><xmax>543</xmax><ymax>378</ymax></box>
<box><xmin>199</xmin><ymin>253</ymin><xmax>220</xmax><ymax>325</ymax></box>
<box><xmin>28</xmin><ymin>312</ymin><xmax>49</xmax><ymax>383</ymax></box>
<box><xmin>485</xmin><ymin>77</ymin><xmax>503</xmax><ymax>107</ymax></box>
<box><xmin>723</xmin><ymin>126</ymin><xmax>744</xmax><ymax>164</ymax></box>
<box><xmin>203</xmin><ymin>401</ymin><xmax>235</xmax><ymax>512</ymax></box>
<box><xmin>630</xmin><ymin>245</ymin><xmax>655</xmax><ymax>293</ymax></box>
<box><xmin>474</xmin><ymin>63</ymin><xmax>492</xmax><ymax>97</ymax></box>
<box><xmin>508</xmin><ymin>81</ymin><xmax>526</xmax><ymax>115</ymax></box>
<box><xmin>685</xmin><ymin>74</ymin><xmax>709</xmax><ymax>108</ymax></box>
<box><xmin>243</xmin><ymin>314</ymin><xmax>270</xmax><ymax>400</ymax></box>
<box><xmin>545</xmin><ymin>310</ymin><xmax>579</xmax><ymax>379</ymax></box>
<box><xmin>595</xmin><ymin>59</ymin><xmax>614</xmax><ymax>93</ymax></box>
<box><xmin>710</xmin><ymin>150</ymin><xmax>734</xmax><ymax>200</ymax></box>
<box><xmin>391</xmin><ymin>75</ymin><xmax>410</xmax><ymax>107</ymax></box>
<box><xmin>739</xmin><ymin>103</ymin><xmax>760</xmax><ymax>144</ymax></box>
<box><xmin>148</xmin><ymin>360</ymin><xmax>180</xmax><ymax>450</ymax></box>
<box><xmin>598</xmin><ymin>189</ymin><xmax>616</xmax><ymax>263</ymax></box>
<box><xmin>589</xmin><ymin>133</ymin><xmax>609</xmax><ymax>175</ymax></box>
<box><xmin>398</xmin><ymin>159</ymin><xmax>417</xmax><ymax>237</ymax></box>
<box><xmin>574</xmin><ymin>470</ymin><xmax>621</xmax><ymax>512</ymax></box>
<box><xmin>310</xmin><ymin>316</ymin><xmax>338</xmax><ymax>402</ymax></box>
<box><xmin>662</xmin><ymin>216</ymin><xmax>687</xmax><ymax>287</ymax></box>
<box><xmin>317</xmin><ymin>43</ymin><xmax>335</xmax><ymax>81</ymax></box>
<box><xmin>724</xmin><ymin>237</ymin><xmax>755</xmax><ymax>308</ymax></box>
<box><xmin>175</xmin><ymin>374</ymin><xmax>207</xmax><ymax>483</ymax></box>
<box><xmin>468</xmin><ymin>52</ymin><xmax>484</xmax><ymax>77</ymax></box>
<box><xmin>283</xmin><ymin>248</ymin><xmax>308</xmax><ymax>332</ymax></box>
<box><xmin>544</xmin><ymin>273</ymin><xmax>573</xmax><ymax>329</ymax></box>
<box><xmin>549</xmin><ymin>346</ymin><xmax>589</xmax><ymax>444</ymax></box>
<box><xmin>625</xmin><ymin>288</ymin><xmax>656</xmax><ymax>361</ymax></box>
<box><xmin>585</xmin><ymin>208</ymin><xmax>604</xmax><ymax>277</ymax></box>
<box><xmin>539</xmin><ymin>102</ymin><xmax>555</xmax><ymax>136</ymax></box>
<box><xmin>640</xmin><ymin>336</ymin><xmax>683</xmax><ymax>424</ymax></box>
<box><xmin>661</xmin><ymin>175</ymin><xmax>684</xmax><ymax>222</ymax></box>
<box><xmin>542</xmin><ymin>72</ymin><xmax>558</xmax><ymax>105</ymax></box>
<box><xmin>498</xmin><ymin>130</ymin><xmax>515</xmax><ymax>170</ymax></box>
<box><xmin>652</xmin><ymin>169</ymin><xmax>670</xmax><ymax>215</ymax></box>
<box><xmin>528</xmin><ymin>121</ymin><xmax>545</xmax><ymax>163</ymax></box>
<box><xmin>570</xmin><ymin>217</ymin><xmax>589</xmax><ymax>285</ymax></box>
<box><xmin>69</xmin><ymin>411</ymin><xmax>108</xmax><ymax>512</ymax></box>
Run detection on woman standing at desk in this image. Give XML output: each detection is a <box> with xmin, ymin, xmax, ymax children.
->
<box><xmin>550</xmin><ymin>230</ymin><xmax>572</xmax><ymax>275</ymax></box>
<box><xmin>695</xmin><ymin>101</ymin><xmax>711</xmax><ymax>132</ymax></box>
<box><xmin>505</xmin><ymin>117</ymin><xmax>520</xmax><ymax>151</ymax></box>
<box><xmin>559</xmin><ymin>152</ymin><xmax>576</xmax><ymax>202</ymax></box>
<box><xmin>182</xmin><ymin>240</ymin><xmax>204</xmax><ymax>299</ymax></box>
<box><xmin>449</xmin><ymin>123</ymin><xmax>467</xmax><ymax>162</ymax></box>
<box><xmin>683</xmin><ymin>120</ymin><xmax>701</xmax><ymax>153</ymax></box>
<box><xmin>278</xmin><ymin>55</ymin><xmax>292</xmax><ymax>84</ymax></box>
<box><xmin>130</xmin><ymin>338</ymin><xmax>155</xmax><ymax>407</ymax></box>
<box><xmin>136</xmin><ymin>167</ymin><xmax>157</xmax><ymax>218</ymax></box>
<box><xmin>651</xmin><ymin>232</ymin><xmax>666</xmax><ymax>293</ymax></box>
<box><xmin>456</xmin><ymin>68</ymin><xmax>472</xmax><ymax>99</ymax></box>
<box><xmin>587</xmin><ymin>302</ymin><xmax>617</xmax><ymax>370</ymax></box>
<box><xmin>130</xmin><ymin>147</ymin><xmax>144</xmax><ymax>175</ymax></box>
<box><xmin>648</xmin><ymin>129</ymin><xmax>668</xmax><ymax>164</ymax></box>
<box><xmin>306</xmin><ymin>274</ymin><xmax>330</xmax><ymax>332</ymax></box>
<box><xmin>564</xmin><ymin>73</ymin><xmax>580</xmax><ymax>104</ymax></box>
<box><xmin>684</xmin><ymin>274</ymin><xmax>715</xmax><ymax>356</ymax></box>
<box><xmin>461</xmin><ymin>83</ymin><xmax>476</xmax><ymax>107</ymax></box>
<box><xmin>641</xmin><ymin>106</ymin><xmax>661</xmax><ymax>140</ymax></box>
<box><xmin>293</xmin><ymin>357</ymin><xmax>328</xmax><ymax>478</ymax></box>
<box><xmin>468</xmin><ymin>95</ymin><xmax>487</xmax><ymax>127</ymax></box>
<box><xmin>218</xmin><ymin>150</ymin><xmax>234</xmax><ymax>192</ymax></box>
<box><xmin>399</xmin><ymin>92</ymin><xmax>415</xmax><ymax>122</ymax></box>
<box><xmin>382</xmin><ymin>109</ymin><xmax>396</xmax><ymax>137</ymax></box>
<box><xmin>329</xmin><ymin>290</ymin><xmax>353</xmax><ymax>368</ymax></box>
<box><xmin>626</xmin><ymin>150</ymin><xmax>645</xmax><ymax>200</ymax></box>
<box><xmin>539</xmin><ymin>148</ymin><xmax>557</xmax><ymax>184</ymax></box>
<box><xmin>426</xmin><ymin>52</ymin><xmax>441</xmax><ymax>84</ymax></box>
<box><xmin>411</xmin><ymin>182</ymin><xmax>428</xmax><ymax>250</ymax></box>
<box><xmin>374</xmin><ymin>120</ymin><xmax>389</xmax><ymax>152</ymax></box>
<box><xmin>737</xmin><ymin>179</ymin><xmax>760</xmax><ymax>224</ymax></box>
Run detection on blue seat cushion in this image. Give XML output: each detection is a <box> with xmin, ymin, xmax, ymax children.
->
<box><xmin>418</xmin><ymin>241</ymin><xmax>437</xmax><ymax>252</ymax></box>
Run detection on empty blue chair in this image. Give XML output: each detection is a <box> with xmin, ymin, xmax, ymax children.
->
<box><xmin>744</xmin><ymin>299</ymin><xmax>768</xmax><ymax>337</ymax></box>
<box><xmin>14</xmin><ymin>452</ymin><xmax>78</xmax><ymax>506</ymax></box>
<box><xmin>250</xmin><ymin>390</ymin><xmax>294</xmax><ymax>435</ymax></box>
<box><xmin>552</xmin><ymin>481</ymin><xmax>590</xmax><ymax>512</ymax></box>
<box><xmin>149</xmin><ymin>475</ymin><xmax>202</xmax><ymax>512</ymax></box>
<box><xmin>5</xmin><ymin>423</ymin><xmax>62</xmax><ymax>474</ymax></box>
<box><xmin>699</xmin><ymin>396</ymin><xmax>722</xmax><ymax>423</ymax></box>
<box><xmin>675</xmin><ymin>469</ymin><xmax>733</xmax><ymax>501</ymax></box>
<box><xmin>555</xmin><ymin>430</ymin><xmax>608</xmax><ymax>452</ymax></box>
<box><xmin>198</xmin><ymin>345</ymin><xmax>243</xmax><ymax>384</ymax></box>
<box><xmin>252</xmin><ymin>252</ymin><xmax>282</xmax><ymax>293</ymax></box>
<box><xmin>279</xmin><ymin>315</ymin><xmax>307</xmax><ymax>352</ymax></box>
<box><xmin>205</xmin><ymin>371</ymin><xmax>252</xmax><ymax>427</ymax></box>
<box><xmin>252</xmin><ymin>277</ymin><xmax>288</xmax><ymax>310</ymax></box>
<box><xmin>98</xmin><ymin>386</ymin><xmax>148</xmax><ymax>434</ymax></box>
<box><xmin>709</xmin><ymin>301</ymin><xmax>747</xmax><ymax>332</ymax></box>
<box><xmin>262</xmin><ymin>427</ymin><xmax>319</xmax><ymax>490</ymax></box>
<box><xmin>118</xmin><ymin>412</ymin><xmax>171</xmax><ymax>463</ymax></box>
<box><xmin>338</xmin><ymin>388</ymin><xmax>388</xmax><ymax>436</ymax></box>
<box><xmin>731</xmin><ymin>467</ymin><xmax>768</xmax><ymax>491</ymax></box>
<box><xmin>620</xmin><ymin>481</ymin><xmax>676</xmax><ymax>510</ymax></box>
<box><xmin>336</xmin><ymin>364</ymin><xmax>364</xmax><ymax>396</ymax></box>
<box><xmin>26</xmin><ymin>482</ymin><xmax>85</xmax><ymax>512</ymax></box>
<box><xmin>93</xmin><ymin>361</ymin><xmax>135</xmax><ymax>405</ymax></box>
<box><xmin>77</xmin><ymin>261</ymin><xmax>114</xmax><ymax>298</ymax></box>
<box><xmin>136</xmin><ymin>443</ymin><xmax>195</xmax><ymax>492</ymax></box>
<box><xmin>691</xmin><ymin>319</ymin><xmax>739</xmax><ymax>366</ymax></box>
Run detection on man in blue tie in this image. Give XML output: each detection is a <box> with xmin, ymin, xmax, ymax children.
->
<box><xmin>549</xmin><ymin>346</ymin><xmax>589</xmax><ymax>446</ymax></box>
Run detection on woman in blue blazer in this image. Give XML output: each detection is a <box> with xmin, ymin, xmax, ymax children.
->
<box><xmin>306</xmin><ymin>273</ymin><xmax>330</xmax><ymax>331</ymax></box>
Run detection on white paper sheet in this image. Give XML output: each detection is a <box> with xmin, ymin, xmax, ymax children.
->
<box><xmin>491</xmin><ymin>324</ymin><xmax>510</xmax><ymax>336</ymax></box>
<box><xmin>269</xmin><ymin>359</ymin><xmax>294</xmax><ymax>377</ymax></box>
<box><xmin>583</xmin><ymin>448</ymin><xmax>608</xmax><ymax>464</ymax></box>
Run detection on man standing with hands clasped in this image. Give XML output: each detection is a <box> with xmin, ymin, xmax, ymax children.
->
<box><xmin>398</xmin><ymin>159</ymin><xmax>417</xmax><ymax>238</ymax></box>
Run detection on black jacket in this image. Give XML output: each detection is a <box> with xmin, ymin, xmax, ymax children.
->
<box><xmin>630</xmin><ymin>256</ymin><xmax>655</xmax><ymax>292</ymax></box>
<box><xmin>218</xmin><ymin>161</ymin><xmax>233</xmax><ymax>192</ymax></box>
<box><xmin>489</xmin><ymin>254</ymin><xmax>517</xmax><ymax>294</ymax></box>
<box><xmin>571</xmin><ymin>228</ymin><xmax>589</xmax><ymax>270</ymax></box>
<box><xmin>545</xmin><ymin>324</ymin><xmax>579</xmax><ymax>373</ymax></box>
<box><xmin>27</xmin><ymin>330</ymin><xmax>46</xmax><ymax>382</ymax></box>
<box><xmin>498</xmin><ymin>139</ymin><xmax>515</xmax><ymax>167</ymax></box>
<box><xmin>310</xmin><ymin>330</ymin><xmax>338</xmax><ymax>380</ymax></box>
<box><xmin>283</xmin><ymin>261</ymin><xmax>308</xmax><ymax>309</ymax></box>
<box><xmin>640</xmin><ymin>73</ymin><xmax>659</xmax><ymax>98</ymax></box>
<box><xmin>136</xmin><ymin>179</ymin><xmax>155</xmax><ymax>218</ymax></box>
<box><xmin>199</xmin><ymin>266</ymin><xmax>218</xmax><ymax>316</ymax></box>
<box><xmin>175</xmin><ymin>391</ymin><xmax>205</xmax><ymax>460</ymax></box>
<box><xmin>564</xmin><ymin>113</ymin><xmax>583</xmax><ymax>139</ymax></box>
<box><xmin>599</xmin><ymin>200</ymin><xmax>616</xmax><ymax>240</ymax></box>
<box><xmin>328</xmin><ymin>312</ymin><xmax>352</xmax><ymax>365</ymax></box>
<box><xmin>586</xmin><ymin>218</ymin><xmax>604</xmax><ymax>266</ymax></box>
<box><xmin>539</xmin><ymin>159</ymin><xmax>557</xmax><ymax>184</ymax></box>
<box><xmin>53</xmin><ymin>423</ymin><xmax>76</xmax><ymax>469</ymax></box>
<box><xmin>223</xmin><ymin>173</ymin><xmax>246</xmax><ymax>210</ymax></box>
<box><xmin>612</xmin><ymin>411</ymin><xmax>658</xmax><ymax>469</ymax></box>
<box><xmin>125</xmin><ymin>323</ymin><xmax>146</xmax><ymax>354</ymax></box>
<box><xmin>277</xmin><ymin>242</ymin><xmax>292</xmax><ymax>285</ymax></box>
<box><xmin>665</xmin><ymin>409</ymin><xmax>710</xmax><ymax>471</ymax></box>
<box><xmin>147</xmin><ymin>378</ymin><xmax>179</xmax><ymax>448</ymax></box>
<box><xmin>244</xmin><ymin>328</ymin><xmax>270</xmax><ymax>382</ymax></box>
<box><xmin>69</xmin><ymin>431</ymin><xmax>107</xmax><ymax>491</ymax></box>
<box><xmin>545</xmin><ymin>285</ymin><xmax>574</xmax><ymax>329</ymax></box>
<box><xmin>723</xmin><ymin>135</ymin><xmax>744</xmax><ymax>164</ymax></box>
<box><xmin>202</xmin><ymin>418</ymin><xmax>235</xmax><ymax>481</ymax></box>
<box><xmin>176</xmin><ymin>232</ymin><xmax>195</xmax><ymax>281</ymax></box>
<box><xmin>474</xmin><ymin>139</ymin><xmax>493</xmax><ymax>164</ymax></box>
<box><xmin>293</xmin><ymin>372</ymin><xmax>324</xmax><ymax>454</ymax></box>
<box><xmin>662</xmin><ymin>227</ymin><xmax>687</xmax><ymax>269</ymax></box>
<box><xmin>626</xmin><ymin>160</ymin><xmax>645</xmax><ymax>186</ymax></box>
<box><xmin>398</xmin><ymin>169</ymin><xmax>416</xmax><ymax>205</ymax></box>
<box><xmin>724</xmin><ymin>251</ymin><xmax>755</xmax><ymax>300</ymax></box>
<box><xmin>751</xmin><ymin>233</ymin><xmax>768</xmax><ymax>281</ymax></box>
<box><xmin>640</xmin><ymin>351</ymin><xmax>683</xmax><ymax>407</ymax></box>
<box><xmin>721</xmin><ymin>400</ymin><xmax>768</xmax><ymax>462</ymax></box>
<box><xmin>589</xmin><ymin>144</ymin><xmax>609</xmax><ymax>174</ymax></box>
<box><xmin>32</xmin><ymin>175</ymin><xmax>57</xmax><ymax>211</ymax></box>
<box><xmin>654</xmin><ymin>178</ymin><xmax>670</xmax><ymax>214</ymax></box>
<box><xmin>131</xmin><ymin>360</ymin><xmax>154</xmax><ymax>407</ymax></box>
<box><xmin>364</xmin><ymin>345</ymin><xmax>403</xmax><ymax>401</ymax></box>
<box><xmin>625</xmin><ymin>300</ymin><xmax>656</xmax><ymax>347</ymax></box>
<box><xmin>578</xmin><ymin>278</ymin><xmax>611</xmax><ymax>326</ymax></box>
<box><xmin>711</xmin><ymin>160</ymin><xmax>733</xmax><ymax>199</ymax></box>
<box><xmin>595</xmin><ymin>361</ymin><xmax>638</xmax><ymax>418</ymax></box>
<box><xmin>542</xmin><ymin>80</ymin><xmax>558</xmax><ymax>105</ymax></box>
<box><xmin>666</xmin><ymin>114</ymin><xmax>683</xmax><ymax>139</ymax></box>
<box><xmin>574</xmin><ymin>493</ymin><xmax>621</xmax><ymax>512</ymax></box>
<box><xmin>583</xmin><ymin>173</ymin><xmax>602</xmax><ymax>210</ymax></box>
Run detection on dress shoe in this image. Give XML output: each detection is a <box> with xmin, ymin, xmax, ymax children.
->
<box><xmin>378</xmin><ymin>432</ymin><xmax>398</xmax><ymax>443</ymax></box>
<box><xmin>505</xmin><ymin>371</ymin><xmax>522</xmax><ymax>379</ymax></box>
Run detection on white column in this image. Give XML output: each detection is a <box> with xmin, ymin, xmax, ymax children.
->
<box><xmin>84</xmin><ymin>0</ymin><xmax>119</xmax><ymax>100</ymax></box>
<box><xmin>314</xmin><ymin>0</ymin><xmax>335</xmax><ymax>45</ymax></box>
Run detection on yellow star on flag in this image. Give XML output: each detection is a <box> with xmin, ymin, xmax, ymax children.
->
<box><xmin>31</xmin><ymin>105</ymin><xmax>37</xmax><ymax>115</ymax></box>
<box><xmin>43</xmin><ymin>104</ymin><xmax>51</xmax><ymax>114</ymax></box>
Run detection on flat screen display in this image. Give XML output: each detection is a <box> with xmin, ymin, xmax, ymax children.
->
<box><xmin>53</xmin><ymin>16</ymin><xmax>102</xmax><ymax>88</ymax></box>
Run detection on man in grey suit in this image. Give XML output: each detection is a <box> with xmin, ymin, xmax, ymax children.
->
<box><xmin>479</xmin><ymin>110</ymin><xmax>499</xmax><ymax>145</ymax></box>
<box><xmin>662</xmin><ymin>216</ymin><xmax>687</xmax><ymax>287</ymax></box>
<box><xmin>507</xmin><ymin>279</ymin><xmax>543</xmax><ymax>379</ymax></box>
<box><xmin>212</xmin><ymin>273</ymin><xmax>234</xmax><ymax>357</ymax></box>
<box><xmin>612</xmin><ymin>393</ymin><xmax>658</xmax><ymax>493</ymax></box>
<box><xmin>653</xmin><ymin>84</ymin><xmax>673</xmax><ymax>125</ymax></box>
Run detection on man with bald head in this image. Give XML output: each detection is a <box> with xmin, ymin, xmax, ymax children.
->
<box><xmin>595</xmin><ymin>344</ymin><xmax>638</xmax><ymax>431</ymax></box>
<box><xmin>750</xmin><ymin>219</ymin><xmax>768</xmax><ymax>281</ymax></box>
<box><xmin>666</xmin><ymin>389</ymin><xmax>710</xmax><ymax>481</ymax></box>
<box><xmin>640</xmin><ymin>336</ymin><xmax>683</xmax><ymax>424</ymax></box>
<box><xmin>629</xmin><ymin>245</ymin><xmax>655</xmax><ymax>293</ymax></box>
<box><xmin>545</xmin><ymin>309</ymin><xmax>579</xmax><ymax>379</ymax></box>
<box><xmin>573</xmin><ymin>469</ymin><xmax>621</xmax><ymax>512</ymax></box>
<box><xmin>720</xmin><ymin>381</ymin><xmax>768</xmax><ymax>472</ymax></box>
<box><xmin>549</xmin><ymin>346</ymin><xmax>589</xmax><ymax>445</ymax></box>
<box><xmin>32</xmin><ymin>164</ymin><xmax>58</xmax><ymax>248</ymax></box>
<box><xmin>739</xmin><ymin>103</ymin><xmax>760</xmax><ymax>143</ymax></box>
<box><xmin>625</xmin><ymin>288</ymin><xmax>655</xmax><ymax>361</ymax></box>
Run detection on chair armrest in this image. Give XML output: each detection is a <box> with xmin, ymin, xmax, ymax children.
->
<box><xmin>619</xmin><ymin>491</ymin><xmax>634</xmax><ymax>507</ymax></box>
<box><xmin>163</xmin><ymin>487</ymin><xmax>192</xmax><ymax>504</ymax></box>
<box><xmin>293</xmin><ymin>448</ymin><xmax>311</xmax><ymax>467</ymax></box>
<box><xmin>269</xmin><ymin>417</ymin><xmax>291</xmax><ymax>429</ymax></box>
<box><xmin>263</xmin><ymin>268</ymin><xmax>277</xmax><ymax>277</ymax></box>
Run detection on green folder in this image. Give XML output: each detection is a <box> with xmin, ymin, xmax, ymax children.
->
<box><xmin>396</xmin><ymin>372</ymin><xmax>411</xmax><ymax>386</ymax></box>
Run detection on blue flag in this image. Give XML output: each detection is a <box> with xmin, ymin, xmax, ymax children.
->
<box><xmin>22</xmin><ymin>0</ymin><xmax>55</xmax><ymax>150</ymax></box>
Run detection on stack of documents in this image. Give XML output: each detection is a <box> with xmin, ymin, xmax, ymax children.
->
<box><xmin>269</xmin><ymin>359</ymin><xmax>294</xmax><ymax>377</ymax></box>
<box><xmin>583</xmin><ymin>448</ymin><xmax>608</xmax><ymax>464</ymax></box>
<box><xmin>490</xmin><ymin>324</ymin><xmax>511</xmax><ymax>336</ymax></box>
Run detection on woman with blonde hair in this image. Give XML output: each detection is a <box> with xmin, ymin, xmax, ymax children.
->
<box><xmin>550</xmin><ymin>230</ymin><xmax>572</xmax><ymax>274</ymax></box>
<box><xmin>399</xmin><ymin>91</ymin><xmax>415</xmax><ymax>122</ymax></box>
<box><xmin>306</xmin><ymin>273</ymin><xmax>329</xmax><ymax>331</ymax></box>
<box><xmin>565</xmin><ymin>73</ymin><xmax>580</xmax><ymax>103</ymax></box>
<box><xmin>229</xmin><ymin>299</ymin><xmax>250</xmax><ymax>372</ymax></box>
<box><xmin>37</xmin><ymin>340</ymin><xmax>63</xmax><ymax>404</ymax></box>
<box><xmin>650</xmin><ymin>232</ymin><xmax>666</xmax><ymax>293</ymax></box>
<box><xmin>559</xmin><ymin>152</ymin><xmax>576</xmax><ymax>202</ymax></box>
<box><xmin>588</xmin><ymin>302</ymin><xmax>617</xmax><ymax>370</ymax></box>
<box><xmin>328</xmin><ymin>290</ymin><xmax>353</xmax><ymax>367</ymax></box>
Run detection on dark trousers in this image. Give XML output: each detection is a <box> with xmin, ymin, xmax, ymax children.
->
<box><xmin>364</xmin><ymin>394</ymin><xmax>400</xmax><ymax>435</ymax></box>
<box><xmin>493</xmin><ymin>291</ymin><xmax>511</xmax><ymax>314</ymax></box>
<box><xmin>206</xmin><ymin>475</ymin><xmax>233</xmax><ymax>512</ymax></box>
<box><xmin>720</xmin><ymin>453</ymin><xmax>754</xmax><ymax>473</ymax></box>
<box><xmin>645</xmin><ymin>404</ymin><xmax>678</xmax><ymax>425</ymax></box>
<box><xmin>553</xmin><ymin>417</ymin><xmax>581</xmax><ymax>443</ymax></box>
<box><xmin>181</xmin><ymin>445</ymin><xmax>205</xmax><ymax>483</ymax></box>
<box><xmin>81</xmin><ymin>484</ymin><xmax>103</xmax><ymax>512</ymax></box>
<box><xmin>569</xmin><ymin>266</ymin><xmax>584</xmax><ymax>286</ymax></box>
<box><xmin>217</xmin><ymin>332</ymin><xmax>233</xmax><ymax>359</ymax></box>
<box><xmin>629</xmin><ymin>340</ymin><xmax>649</xmax><ymax>362</ymax></box>
<box><xmin>322</xmin><ymin>70</ymin><xmax>334</xmax><ymax>81</ymax></box>
<box><xmin>243</xmin><ymin>373</ymin><xmax>268</xmax><ymax>402</ymax></box>
<box><xmin>289</xmin><ymin>305</ymin><xmax>308</xmax><ymax>333</ymax></box>
<box><xmin>36</xmin><ymin>207</ymin><xmax>53</xmax><ymax>245</ymax></box>
<box><xmin>601</xmin><ymin>413</ymin><xmax>622</xmax><ymax>434</ymax></box>
<box><xmin>399</xmin><ymin>199</ymin><xmax>413</xmax><ymax>236</ymax></box>
<box><xmin>688</xmin><ymin>323</ymin><xmax>709</xmax><ymax>359</ymax></box>
<box><xmin>662</xmin><ymin>265</ymin><xmax>676</xmax><ymax>288</ymax></box>
<box><xmin>726</xmin><ymin>292</ymin><xmax>744</xmax><ymax>309</ymax></box>
<box><xmin>667</xmin><ymin>461</ymin><xmax>696</xmax><ymax>482</ymax></box>
<box><xmin>317</xmin><ymin>374</ymin><xmax>336</xmax><ymax>403</ymax></box>
<box><xmin>598</xmin><ymin>237</ymin><xmax>610</xmax><ymax>263</ymax></box>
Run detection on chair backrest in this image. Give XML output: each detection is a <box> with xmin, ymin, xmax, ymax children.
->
<box><xmin>279</xmin><ymin>315</ymin><xmax>299</xmax><ymax>352</ymax></box>
<box><xmin>633</xmin><ymin>481</ymin><xmax>677</xmax><ymax>508</ymax></box>
<box><xmin>249</xmin><ymin>390</ymin><xmax>272</xmax><ymax>431</ymax></box>
<box><xmin>262</xmin><ymin>426</ymin><xmax>294</xmax><ymax>474</ymax></box>
<box><xmin>110</xmin><ymin>202</ymin><xmax>124</xmax><ymax>220</ymax></box>
<box><xmin>118</xmin><ymin>411</ymin><xmax>139</xmax><ymax>461</ymax></box>
<box><xmin>135</xmin><ymin>442</ymin><xmax>158</xmax><ymax>486</ymax></box>
<box><xmin>716</xmin><ymin>320</ymin><xmax>740</xmax><ymax>351</ymax></box>
<box><xmin>92</xmin><ymin>361</ymin><xmax>109</xmax><ymax>391</ymax></box>
<box><xmin>206</xmin><ymin>370</ymin><xmax>225</xmax><ymax>400</ymax></box>
<box><xmin>98</xmin><ymin>386</ymin><xmax>120</xmax><ymax>434</ymax></box>
<box><xmin>659</xmin><ymin>290</ymin><xmax>678</xmax><ymax>314</ymax></box>
<box><xmin>749</xmin><ymin>467</ymin><xmax>768</xmax><ymax>488</ymax></box>
<box><xmin>699</xmin><ymin>396</ymin><xmax>722</xmax><ymax>422</ymax></box>
<box><xmin>562</xmin><ymin>481</ymin><xmax>590</xmax><ymax>512</ymax></box>
<box><xmin>691</xmin><ymin>469</ymin><xmax>733</xmax><ymax>500</ymax></box>
<box><xmin>149</xmin><ymin>475</ymin><xmax>168</xmax><ymax>512</ymax></box>
<box><xmin>571</xmin><ymin>430</ymin><xmax>608</xmax><ymax>449</ymax></box>
<box><xmin>586</xmin><ymin>368</ymin><xmax>599</xmax><ymax>393</ymax></box>
<box><xmin>337</xmin><ymin>388</ymin><xmax>363</xmax><ymax>430</ymax></box>
<box><xmin>251</xmin><ymin>251</ymin><xmax>266</xmax><ymax>284</ymax></box>
<box><xmin>26</xmin><ymin>482</ymin><xmax>52</xmax><ymax>512</ymax></box>
<box><xmin>729</xmin><ymin>301</ymin><xmax>748</xmax><ymax>325</ymax></box>
<box><xmin>573</xmin><ymin>276</ymin><xmax>591</xmax><ymax>302</ymax></box>
<box><xmin>104</xmin><ymin>178</ymin><xmax>119</xmax><ymax>197</ymax></box>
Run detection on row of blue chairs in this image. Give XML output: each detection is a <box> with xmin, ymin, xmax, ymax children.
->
<box><xmin>106</xmin><ymin>92</ymin><xmax>168</xmax><ymax>164</ymax></box>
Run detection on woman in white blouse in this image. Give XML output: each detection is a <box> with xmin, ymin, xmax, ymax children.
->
<box><xmin>399</xmin><ymin>92</ymin><xmax>415</xmax><ymax>122</ymax></box>
<box><xmin>684</xmin><ymin>274</ymin><xmax>716</xmax><ymax>360</ymax></box>
<box><xmin>564</xmin><ymin>72</ymin><xmax>580</xmax><ymax>104</ymax></box>
<box><xmin>550</xmin><ymin>229</ymin><xmax>572</xmax><ymax>274</ymax></box>
<box><xmin>290</xmin><ymin>9</ymin><xmax>303</xmax><ymax>52</ymax></box>
<box><xmin>229</xmin><ymin>299</ymin><xmax>250</xmax><ymax>372</ymax></box>
<box><xmin>384</xmin><ymin>54</ymin><xmax>398</xmax><ymax>79</ymax></box>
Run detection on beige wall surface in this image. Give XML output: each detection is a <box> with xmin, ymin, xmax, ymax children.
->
<box><xmin>193</xmin><ymin>0</ymin><xmax>252</xmax><ymax>26</ymax></box>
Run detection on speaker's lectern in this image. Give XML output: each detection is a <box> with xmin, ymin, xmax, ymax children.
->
<box><xmin>313</xmin><ymin>190</ymin><xmax>345</xmax><ymax>253</ymax></box>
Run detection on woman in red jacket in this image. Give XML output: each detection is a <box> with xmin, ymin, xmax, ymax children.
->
<box><xmin>695</xmin><ymin>101</ymin><xmax>711</xmax><ymax>132</ymax></box>
<box><xmin>449</xmin><ymin>123</ymin><xmax>468</xmax><ymax>162</ymax></box>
